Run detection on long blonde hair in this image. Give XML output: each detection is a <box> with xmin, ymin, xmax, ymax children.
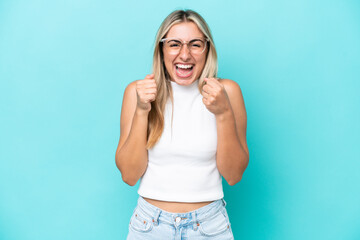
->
<box><xmin>146</xmin><ymin>9</ymin><xmax>218</xmax><ymax>149</ymax></box>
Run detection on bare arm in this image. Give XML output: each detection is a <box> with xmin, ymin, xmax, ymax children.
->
<box><xmin>202</xmin><ymin>78</ymin><xmax>249</xmax><ymax>185</ymax></box>
<box><xmin>115</xmin><ymin>74</ymin><xmax>157</xmax><ymax>186</ymax></box>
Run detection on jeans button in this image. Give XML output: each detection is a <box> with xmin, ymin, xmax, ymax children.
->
<box><xmin>175</xmin><ymin>217</ymin><xmax>181</xmax><ymax>223</ymax></box>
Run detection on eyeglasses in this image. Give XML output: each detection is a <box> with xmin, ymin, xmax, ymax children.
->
<box><xmin>160</xmin><ymin>38</ymin><xmax>209</xmax><ymax>55</ymax></box>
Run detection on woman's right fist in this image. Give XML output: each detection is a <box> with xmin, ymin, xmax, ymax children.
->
<box><xmin>135</xmin><ymin>73</ymin><xmax>157</xmax><ymax>112</ymax></box>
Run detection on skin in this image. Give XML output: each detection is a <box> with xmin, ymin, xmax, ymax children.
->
<box><xmin>115</xmin><ymin>22</ymin><xmax>249</xmax><ymax>213</ymax></box>
<box><xmin>162</xmin><ymin>22</ymin><xmax>206</xmax><ymax>86</ymax></box>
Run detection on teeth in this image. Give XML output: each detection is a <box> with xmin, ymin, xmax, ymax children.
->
<box><xmin>176</xmin><ymin>64</ymin><xmax>193</xmax><ymax>69</ymax></box>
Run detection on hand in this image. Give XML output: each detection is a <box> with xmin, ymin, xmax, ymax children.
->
<box><xmin>136</xmin><ymin>74</ymin><xmax>157</xmax><ymax>112</ymax></box>
<box><xmin>201</xmin><ymin>78</ymin><xmax>231</xmax><ymax>115</ymax></box>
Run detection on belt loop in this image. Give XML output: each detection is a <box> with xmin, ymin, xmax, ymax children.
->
<box><xmin>192</xmin><ymin>212</ymin><xmax>199</xmax><ymax>231</ymax></box>
<box><xmin>221</xmin><ymin>198</ymin><xmax>227</xmax><ymax>207</ymax></box>
<box><xmin>153</xmin><ymin>209</ymin><xmax>161</xmax><ymax>226</ymax></box>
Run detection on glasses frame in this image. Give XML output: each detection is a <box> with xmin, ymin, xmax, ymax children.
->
<box><xmin>160</xmin><ymin>37</ymin><xmax>209</xmax><ymax>55</ymax></box>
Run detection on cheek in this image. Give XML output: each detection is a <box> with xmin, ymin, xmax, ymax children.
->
<box><xmin>196</xmin><ymin>57</ymin><xmax>206</xmax><ymax>72</ymax></box>
<box><xmin>163</xmin><ymin>54</ymin><xmax>174</xmax><ymax>72</ymax></box>
<box><xmin>164</xmin><ymin>61</ymin><xmax>173</xmax><ymax>75</ymax></box>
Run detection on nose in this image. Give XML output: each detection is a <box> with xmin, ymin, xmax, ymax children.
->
<box><xmin>179</xmin><ymin>44</ymin><xmax>191</xmax><ymax>61</ymax></box>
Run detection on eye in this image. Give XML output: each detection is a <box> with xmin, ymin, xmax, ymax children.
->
<box><xmin>189</xmin><ymin>40</ymin><xmax>204</xmax><ymax>48</ymax></box>
<box><xmin>170</xmin><ymin>43</ymin><xmax>181</xmax><ymax>47</ymax></box>
<box><xmin>167</xmin><ymin>40</ymin><xmax>181</xmax><ymax>48</ymax></box>
<box><xmin>191</xmin><ymin>43</ymin><xmax>201</xmax><ymax>48</ymax></box>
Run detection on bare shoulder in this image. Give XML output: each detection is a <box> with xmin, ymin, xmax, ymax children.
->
<box><xmin>122</xmin><ymin>80</ymin><xmax>142</xmax><ymax>106</ymax></box>
<box><xmin>218</xmin><ymin>78</ymin><xmax>244</xmax><ymax>100</ymax></box>
<box><xmin>116</xmin><ymin>80</ymin><xmax>138</xmax><ymax>152</ymax></box>
<box><xmin>219</xmin><ymin>78</ymin><xmax>248</xmax><ymax>155</ymax></box>
<box><xmin>123</xmin><ymin>80</ymin><xmax>137</xmax><ymax>97</ymax></box>
<box><xmin>121</xmin><ymin>80</ymin><xmax>139</xmax><ymax>118</ymax></box>
<box><xmin>218</xmin><ymin>78</ymin><xmax>247</xmax><ymax>118</ymax></box>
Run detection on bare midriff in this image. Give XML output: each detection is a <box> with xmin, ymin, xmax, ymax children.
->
<box><xmin>143</xmin><ymin>197</ymin><xmax>214</xmax><ymax>213</ymax></box>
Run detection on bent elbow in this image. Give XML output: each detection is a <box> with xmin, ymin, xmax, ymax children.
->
<box><xmin>122</xmin><ymin>175</ymin><xmax>138</xmax><ymax>186</ymax></box>
<box><xmin>227</xmin><ymin>180</ymin><xmax>237</xmax><ymax>186</ymax></box>
<box><xmin>115</xmin><ymin>158</ymin><xmax>144</xmax><ymax>186</ymax></box>
<box><xmin>227</xmin><ymin>175</ymin><xmax>242</xmax><ymax>186</ymax></box>
<box><xmin>115</xmin><ymin>160</ymin><xmax>138</xmax><ymax>186</ymax></box>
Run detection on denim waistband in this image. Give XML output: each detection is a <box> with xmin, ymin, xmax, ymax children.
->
<box><xmin>135</xmin><ymin>196</ymin><xmax>227</xmax><ymax>229</ymax></box>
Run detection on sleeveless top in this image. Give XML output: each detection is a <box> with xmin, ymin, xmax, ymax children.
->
<box><xmin>137</xmin><ymin>80</ymin><xmax>223</xmax><ymax>202</ymax></box>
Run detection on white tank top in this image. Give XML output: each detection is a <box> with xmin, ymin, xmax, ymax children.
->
<box><xmin>137</xmin><ymin>80</ymin><xmax>223</xmax><ymax>202</ymax></box>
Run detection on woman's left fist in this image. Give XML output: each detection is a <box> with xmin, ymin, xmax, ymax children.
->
<box><xmin>201</xmin><ymin>78</ymin><xmax>231</xmax><ymax>115</ymax></box>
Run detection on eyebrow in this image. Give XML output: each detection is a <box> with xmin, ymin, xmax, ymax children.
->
<box><xmin>165</xmin><ymin>38</ymin><xmax>205</xmax><ymax>41</ymax></box>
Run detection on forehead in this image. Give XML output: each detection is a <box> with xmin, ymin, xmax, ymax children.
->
<box><xmin>166</xmin><ymin>21</ymin><xmax>204</xmax><ymax>40</ymax></box>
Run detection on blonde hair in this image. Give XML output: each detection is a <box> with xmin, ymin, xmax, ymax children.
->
<box><xmin>146</xmin><ymin>9</ymin><xmax>218</xmax><ymax>149</ymax></box>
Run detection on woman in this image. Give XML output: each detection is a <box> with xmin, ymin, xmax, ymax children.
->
<box><xmin>115</xmin><ymin>9</ymin><xmax>249</xmax><ymax>239</ymax></box>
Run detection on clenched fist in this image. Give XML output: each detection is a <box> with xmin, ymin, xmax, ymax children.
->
<box><xmin>201</xmin><ymin>77</ymin><xmax>231</xmax><ymax>115</ymax></box>
<box><xmin>136</xmin><ymin>73</ymin><xmax>157</xmax><ymax>112</ymax></box>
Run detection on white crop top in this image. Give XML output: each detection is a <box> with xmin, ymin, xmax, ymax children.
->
<box><xmin>137</xmin><ymin>80</ymin><xmax>223</xmax><ymax>202</ymax></box>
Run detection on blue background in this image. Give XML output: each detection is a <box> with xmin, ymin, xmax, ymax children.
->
<box><xmin>1</xmin><ymin>0</ymin><xmax>359</xmax><ymax>239</ymax></box>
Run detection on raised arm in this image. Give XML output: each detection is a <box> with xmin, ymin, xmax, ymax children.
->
<box><xmin>201</xmin><ymin>78</ymin><xmax>249</xmax><ymax>185</ymax></box>
<box><xmin>115</xmin><ymin>74</ymin><xmax>157</xmax><ymax>186</ymax></box>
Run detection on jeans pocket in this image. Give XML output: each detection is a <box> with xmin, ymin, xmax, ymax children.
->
<box><xmin>198</xmin><ymin>207</ymin><xmax>231</xmax><ymax>237</ymax></box>
<box><xmin>129</xmin><ymin>207</ymin><xmax>153</xmax><ymax>233</ymax></box>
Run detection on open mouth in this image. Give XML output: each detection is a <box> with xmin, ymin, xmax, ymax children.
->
<box><xmin>175</xmin><ymin>64</ymin><xmax>194</xmax><ymax>78</ymax></box>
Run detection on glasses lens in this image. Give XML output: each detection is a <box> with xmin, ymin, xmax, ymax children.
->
<box><xmin>163</xmin><ymin>39</ymin><xmax>207</xmax><ymax>54</ymax></box>
<box><xmin>189</xmin><ymin>39</ymin><xmax>206</xmax><ymax>54</ymax></box>
<box><xmin>164</xmin><ymin>39</ymin><xmax>182</xmax><ymax>54</ymax></box>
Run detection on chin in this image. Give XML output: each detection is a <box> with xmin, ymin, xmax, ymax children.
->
<box><xmin>171</xmin><ymin>72</ymin><xmax>201</xmax><ymax>86</ymax></box>
<box><xmin>173</xmin><ymin>78</ymin><xmax>197</xmax><ymax>86</ymax></box>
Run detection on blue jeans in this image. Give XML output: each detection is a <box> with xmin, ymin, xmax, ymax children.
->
<box><xmin>127</xmin><ymin>196</ymin><xmax>234</xmax><ymax>239</ymax></box>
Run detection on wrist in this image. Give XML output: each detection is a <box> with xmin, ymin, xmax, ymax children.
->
<box><xmin>135</xmin><ymin>107</ymin><xmax>150</xmax><ymax>117</ymax></box>
<box><xmin>215</xmin><ymin>108</ymin><xmax>234</xmax><ymax>122</ymax></box>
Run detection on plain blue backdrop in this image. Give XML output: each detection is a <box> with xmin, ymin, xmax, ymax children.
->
<box><xmin>1</xmin><ymin>0</ymin><xmax>359</xmax><ymax>239</ymax></box>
